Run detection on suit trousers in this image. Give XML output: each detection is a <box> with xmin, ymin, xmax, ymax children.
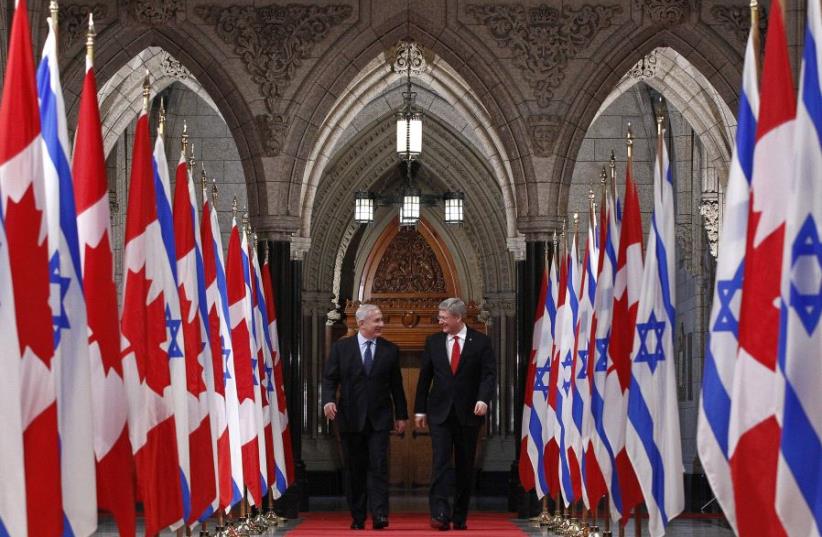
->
<box><xmin>429</xmin><ymin>409</ymin><xmax>480</xmax><ymax>524</ymax></box>
<box><xmin>340</xmin><ymin>422</ymin><xmax>390</xmax><ymax>523</ymax></box>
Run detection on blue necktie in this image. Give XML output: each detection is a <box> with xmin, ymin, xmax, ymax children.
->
<box><xmin>363</xmin><ymin>340</ymin><xmax>374</xmax><ymax>375</ymax></box>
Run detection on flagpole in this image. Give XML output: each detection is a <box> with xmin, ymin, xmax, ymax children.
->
<box><xmin>750</xmin><ymin>0</ymin><xmax>760</xmax><ymax>80</ymax></box>
<box><xmin>50</xmin><ymin>1</ymin><xmax>59</xmax><ymax>49</ymax></box>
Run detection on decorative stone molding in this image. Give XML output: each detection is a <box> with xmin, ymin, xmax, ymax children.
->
<box><xmin>290</xmin><ymin>235</ymin><xmax>312</xmax><ymax>261</ymax></box>
<box><xmin>159</xmin><ymin>50</ymin><xmax>191</xmax><ymax>80</ymax></box>
<box><xmin>710</xmin><ymin>4</ymin><xmax>768</xmax><ymax>45</ymax></box>
<box><xmin>127</xmin><ymin>0</ymin><xmax>183</xmax><ymax>26</ymax></box>
<box><xmin>466</xmin><ymin>3</ymin><xmax>621</xmax><ymax>107</ymax></box>
<box><xmin>506</xmin><ymin>235</ymin><xmax>527</xmax><ymax>261</ymax></box>
<box><xmin>60</xmin><ymin>3</ymin><xmax>108</xmax><ymax>47</ymax></box>
<box><xmin>196</xmin><ymin>4</ymin><xmax>353</xmax><ymax>156</ymax></box>
<box><xmin>392</xmin><ymin>41</ymin><xmax>426</xmax><ymax>75</ymax></box>
<box><xmin>634</xmin><ymin>0</ymin><xmax>698</xmax><ymax>26</ymax></box>
<box><xmin>528</xmin><ymin>114</ymin><xmax>561</xmax><ymax>157</ymax></box>
<box><xmin>699</xmin><ymin>197</ymin><xmax>719</xmax><ymax>259</ymax></box>
<box><xmin>627</xmin><ymin>49</ymin><xmax>657</xmax><ymax>80</ymax></box>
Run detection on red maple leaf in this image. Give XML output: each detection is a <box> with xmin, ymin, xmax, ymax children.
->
<box><xmin>120</xmin><ymin>268</ymin><xmax>171</xmax><ymax>395</ymax></box>
<box><xmin>83</xmin><ymin>233</ymin><xmax>123</xmax><ymax>376</ymax></box>
<box><xmin>6</xmin><ymin>185</ymin><xmax>53</xmax><ymax>365</ymax></box>
<box><xmin>179</xmin><ymin>288</ymin><xmax>206</xmax><ymax>396</ymax></box>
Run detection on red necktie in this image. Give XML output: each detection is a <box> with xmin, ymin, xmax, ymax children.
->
<box><xmin>451</xmin><ymin>335</ymin><xmax>461</xmax><ymax>374</ymax></box>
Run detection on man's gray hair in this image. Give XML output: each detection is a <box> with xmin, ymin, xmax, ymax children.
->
<box><xmin>355</xmin><ymin>303</ymin><xmax>381</xmax><ymax>323</ymax></box>
<box><xmin>438</xmin><ymin>297</ymin><xmax>467</xmax><ymax>318</ymax></box>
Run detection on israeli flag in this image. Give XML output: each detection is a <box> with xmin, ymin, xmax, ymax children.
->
<box><xmin>775</xmin><ymin>2</ymin><xmax>822</xmax><ymax>535</ymax></box>
<box><xmin>38</xmin><ymin>18</ymin><xmax>97</xmax><ymax>537</ymax></box>
<box><xmin>625</xmin><ymin>125</ymin><xmax>684</xmax><ymax>537</ymax></box>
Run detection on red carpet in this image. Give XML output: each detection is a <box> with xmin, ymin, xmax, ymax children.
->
<box><xmin>287</xmin><ymin>512</ymin><xmax>526</xmax><ymax>536</ymax></box>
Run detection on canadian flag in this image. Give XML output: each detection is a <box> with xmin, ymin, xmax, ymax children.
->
<box><xmin>200</xmin><ymin>187</ymin><xmax>244</xmax><ymax>510</ymax></box>
<box><xmin>72</xmin><ymin>13</ymin><xmax>136</xmax><ymax>537</ymax></box>
<box><xmin>226</xmin><ymin>213</ymin><xmax>263</xmax><ymax>505</ymax></box>
<box><xmin>172</xmin><ymin>150</ymin><xmax>218</xmax><ymax>524</ymax></box>
<box><xmin>0</xmin><ymin>1</ymin><xmax>62</xmax><ymax>534</ymax></box>
<box><xmin>119</xmin><ymin>88</ymin><xmax>184</xmax><ymax>535</ymax></box>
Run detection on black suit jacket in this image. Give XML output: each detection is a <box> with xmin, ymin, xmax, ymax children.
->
<box><xmin>322</xmin><ymin>335</ymin><xmax>409</xmax><ymax>433</ymax></box>
<box><xmin>414</xmin><ymin>328</ymin><xmax>496</xmax><ymax>426</ymax></box>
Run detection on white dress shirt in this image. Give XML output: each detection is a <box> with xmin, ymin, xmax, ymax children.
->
<box><xmin>357</xmin><ymin>332</ymin><xmax>376</xmax><ymax>364</ymax></box>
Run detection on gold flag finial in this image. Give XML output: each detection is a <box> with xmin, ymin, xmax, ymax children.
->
<box><xmin>188</xmin><ymin>142</ymin><xmax>196</xmax><ymax>172</ymax></box>
<box><xmin>600</xmin><ymin>166</ymin><xmax>607</xmax><ymax>186</ymax></box>
<box><xmin>263</xmin><ymin>240</ymin><xmax>270</xmax><ymax>264</ymax></box>
<box><xmin>50</xmin><ymin>2</ymin><xmax>59</xmax><ymax>43</ymax></box>
<box><xmin>656</xmin><ymin>97</ymin><xmax>664</xmax><ymax>137</ymax></box>
<box><xmin>626</xmin><ymin>123</ymin><xmax>633</xmax><ymax>160</ymax></box>
<box><xmin>181</xmin><ymin>120</ymin><xmax>188</xmax><ymax>154</ymax></box>
<box><xmin>200</xmin><ymin>163</ymin><xmax>208</xmax><ymax>199</ymax></box>
<box><xmin>211</xmin><ymin>177</ymin><xmax>219</xmax><ymax>206</ymax></box>
<box><xmin>86</xmin><ymin>13</ymin><xmax>95</xmax><ymax>63</ymax></box>
<box><xmin>158</xmin><ymin>99</ymin><xmax>166</xmax><ymax>137</ymax></box>
<box><xmin>142</xmin><ymin>70</ymin><xmax>150</xmax><ymax>112</ymax></box>
<box><xmin>232</xmin><ymin>196</ymin><xmax>238</xmax><ymax>218</ymax></box>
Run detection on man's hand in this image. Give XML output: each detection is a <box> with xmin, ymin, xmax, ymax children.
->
<box><xmin>415</xmin><ymin>415</ymin><xmax>428</xmax><ymax>430</ymax></box>
<box><xmin>474</xmin><ymin>401</ymin><xmax>488</xmax><ymax>416</ymax></box>
<box><xmin>323</xmin><ymin>402</ymin><xmax>337</xmax><ymax>420</ymax></box>
<box><xmin>394</xmin><ymin>420</ymin><xmax>407</xmax><ymax>434</ymax></box>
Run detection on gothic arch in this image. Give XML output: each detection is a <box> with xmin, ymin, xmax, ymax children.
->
<box><xmin>60</xmin><ymin>24</ymin><xmax>265</xmax><ymax>216</ymax></box>
<box><xmin>281</xmin><ymin>13</ymin><xmax>532</xmax><ymax>249</ymax></box>
<box><xmin>550</xmin><ymin>24</ymin><xmax>742</xmax><ymax>215</ymax></box>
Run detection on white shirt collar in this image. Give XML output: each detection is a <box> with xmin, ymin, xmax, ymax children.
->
<box><xmin>357</xmin><ymin>332</ymin><xmax>376</xmax><ymax>347</ymax></box>
<box><xmin>449</xmin><ymin>324</ymin><xmax>468</xmax><ymax>342</ymax></box>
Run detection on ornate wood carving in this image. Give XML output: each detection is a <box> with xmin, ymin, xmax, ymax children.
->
<box><xmin>372</xmin><ymin>229</ymin><xmax>446</xmax><ymax>294</ymax></box>
<box><xmin>466</xmin><ymin>3</ymin><xmax>622</xmax><ymax>107</ymax></box>
<box><xmin>195</xmin><ymin>3</ymin><xmax>352</xmax><ymax>156</ymax></box>
<box><xmin>60</xmin><ymin>3</ymin><xmax>108</xmax><ymax>47</ymax></box>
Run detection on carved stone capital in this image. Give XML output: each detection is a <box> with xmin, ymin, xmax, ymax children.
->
<box><xmin>506</xmin><ymin>235</ymin><xmax>527</xmax><ymax>261</ymax></box>
<box><xmin>60</xmin><ymin>4</ymin><xmax>108</xmax><ymax>47</ymax></box>
<box><xmin>126</xmin><ymin>0</ymin><xmax>183</xmax><ymax>26</ymax></box>
<box><xmin>196</xmin><ymin>3</ymin><xmax>352</xmax><ymax>155</ymax></box>
<box><xmin>466</xmin><ymin>3</ymin><xmax>621</xmax><ymax>107</ymax></box>
<box><xmin>290</xmin><ymin>235</ymin><xmax>312</xmax><ymax>261</ymax></box>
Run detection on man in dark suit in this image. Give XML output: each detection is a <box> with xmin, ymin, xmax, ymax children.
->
<box><xmin>414</xmin><ymin>298</ymin><xmax>496</xmax><ymax>531</ymax></box>
<box><xmin>322</xmin><ymin>304</ymin><xmax>408</xmax><ymax>530</ymax></box>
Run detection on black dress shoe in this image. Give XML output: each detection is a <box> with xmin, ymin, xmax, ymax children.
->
<box><xmin>372</xmin><ymin>516</ymin><xmax>389</xmax><ymax>530</ymax></box>
<box><xmin>452</xmin><ymin>521</ymin><xmax>468</xmax><ymax>530</ymax></box>
<box><xmin>350</xmin><ymin>521</ymin><xmax>365</xmax><ymax>530</ymax></box>
<box><xmin>430</xmin><ymin>517</ymin><xmax>450</xmax><ymax>531</ymax></box>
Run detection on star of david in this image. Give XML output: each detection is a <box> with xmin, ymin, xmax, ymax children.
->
<box><xmin>635</xmin><ymin>311</ymin><xmax>667</xmax><ymax>373</ymax></box>
<box><xmin>532</xmin><ymin>361</ymin><xmax>551</xmax><ymax>397</ymax></box>
<box><xmin>595</xmin><ymin>336</ymin><xmax>609</xmax><ymax>372</ymax></box>
<box><xmin>562</xmin><ymin>380</ymin><xmax>571</xmax><ymax>395</ymax></box>
<box><xmin>49</xmin><ymin>252</ymin><xmax>71</xmax><ymax>347</ymax></box>
<box><xmin>165</xmin><ymin>305</ymin><xmax>184</xmax><ymax>359</ymax></box>
<box><xmin>265</xmin><ymin>362</ymin><xmax>275</xmax><ymax>392</ymax></box>
<box><xmin>790</xmin><ymin>215</ymin><xmax>822</xmax><ymax>335</ymax></box>
<box><xmin>221</xmin><ymin>335</ymin><xmax>232</xmax><ymax>382</ymax></box>
<box><xmin>561</xmin><ymin>351</ymin><xmax>573</xmax><ymax>394</ymax></box>
<box><xmin>576</xmin><ymin>350</ymin><xmax>588</xmax><ymax>380</ymax></box>
<box><xmin>713</xmin><ymin>261</ymin><xmax>744</xmax><ymax>336</ymax></box>
<box><xmin>252</xmin><ymin>354</ymin><xmax>260</xmax><ymax>386</ymax></box>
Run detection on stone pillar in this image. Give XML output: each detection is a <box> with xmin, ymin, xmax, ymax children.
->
<box><xmin>266</xmin><ymin>239</ymin><xmax>306</xmax><ymax>516</ymax></box>
<box><xmin>510</xmin><ymin>239</ymin><xmax>549</xmax><ymax>516</ymax></box>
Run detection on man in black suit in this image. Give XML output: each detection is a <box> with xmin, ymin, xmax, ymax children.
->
<box><xmin>322</xmin><ymin>304</ymin><xmax>408</xmax><ymax>530</ymax></box>
<box><xmin>414</xmin><ymin>298</ymin><xmax>496</xmax><ymax>531</ymax></box>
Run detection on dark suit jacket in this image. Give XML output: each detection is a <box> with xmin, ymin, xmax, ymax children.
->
<box><xmin>322</xmin><ymin>335</ymin><xmax>409</xmax><ymax>433</ymax></box>
<box><xmin>414</xmin><ymin>328</ymin><xmax>496</xmax><ymax>426</ymax></box>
